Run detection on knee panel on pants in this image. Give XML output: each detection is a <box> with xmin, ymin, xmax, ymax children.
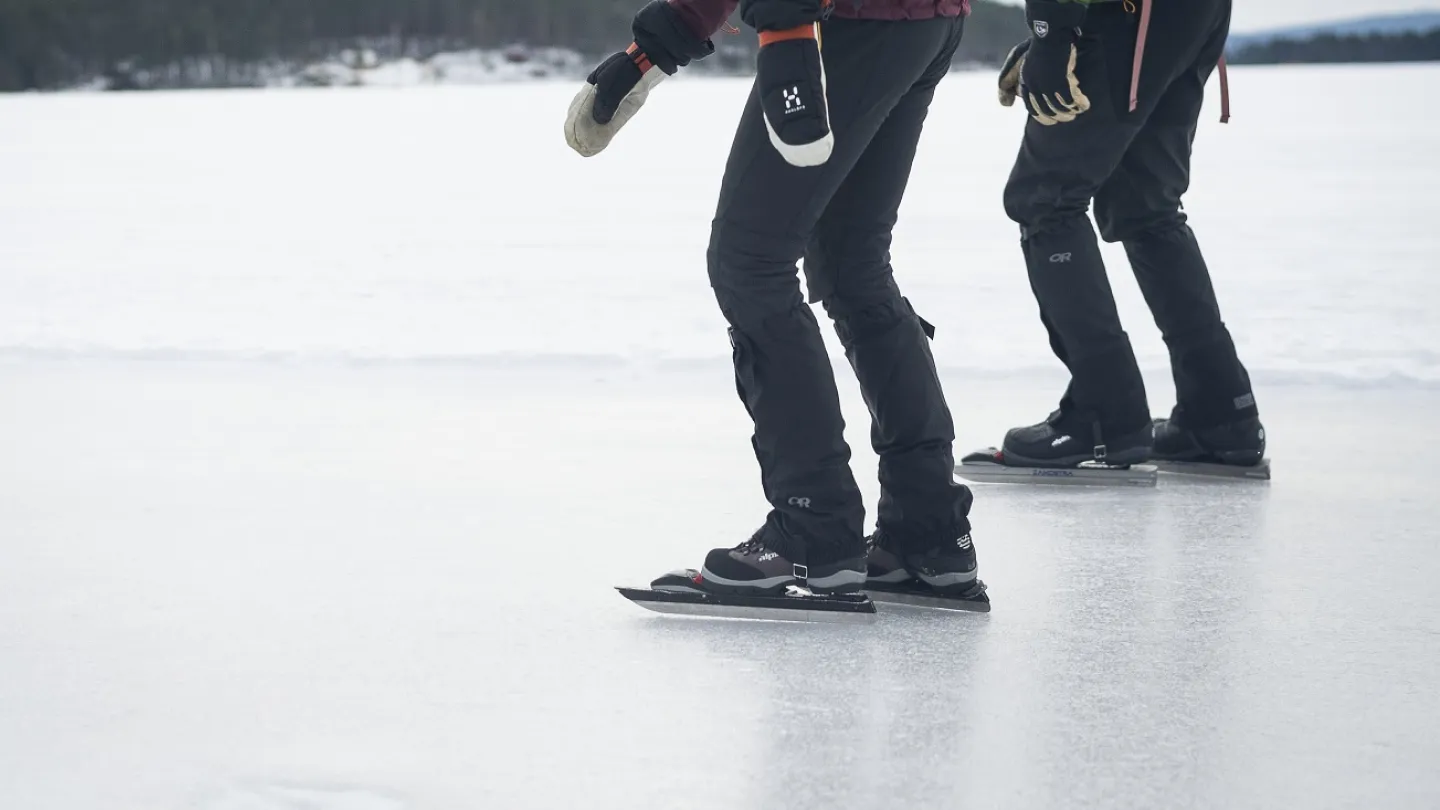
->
<box><xmin>825</xmin><ymin>295</ymin><xmax>934</xmax><ymax>348</ymax></box>
<box><xmin>1004</xmin><ymin>178</ymin><xmax>1096</xmax><ymax>240</ymax></box>
<box><xmin>707</xmin><ymin>230</ymin><xmax>809</xmax><ymax>335</ymax></box>
<box><xmin>1095</xmin><ymin>202</ymin><xmax>1188</xmax><ymax>244</ymax></box>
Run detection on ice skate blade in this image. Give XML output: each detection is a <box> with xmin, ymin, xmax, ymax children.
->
<box><xmin>1152</xmin><ymin>457</ymin><xmax>1271</xmax><ymax>481</ymax></box>
<box><xmin>955</xmin><ymin>447</ymin><xmax>1156</xmax><ymax>488</ymax></box>
<box><xmin>866</xmin><ymin>579</ymin><xmax>990</xmax><ymax>613</ymax></box>
<box><xmin>616</xmin><ymin>586</ymin><xmax>877</xmax><ymax>624</ymax></box>
<box><xmin>866</xmin><ymin>588</ymin><xmax>991</xmax><ymax>613</ymax></box>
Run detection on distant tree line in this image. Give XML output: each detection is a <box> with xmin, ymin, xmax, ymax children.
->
<box><xmin>1228</xmin><ymin>29</ymin><xmax>1440</xmax><ymax>65</ymax></box>
<box><xmin>0</xmin><ymin>0</ymin><xmax>1027</xmax><ymax>92</ymax></box>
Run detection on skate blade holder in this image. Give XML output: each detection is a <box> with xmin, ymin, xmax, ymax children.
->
<box><xmin>1151</xmin><ymin>457</ymin><xmax>1272</xmax><ymax>481</ymax></box>
<box><xmin>616</xmin><ymin>568</ymin><xmax>877</xmax><ymax>624</ymax></box>
<box><xmin>954</xmin><ymin>447</ymin><xmax>1157</xmax><ymax>488</ymax></box>
<box><xmin>865</xmin><ymin>580</ymin><xmax>991</xmax><ymax>613</ymax></box>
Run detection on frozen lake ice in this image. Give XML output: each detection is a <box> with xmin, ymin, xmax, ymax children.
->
<box><xmin>2</xmin><ymin>64</ymin><xmax>1439</xmax><ymax>809</ymax></box>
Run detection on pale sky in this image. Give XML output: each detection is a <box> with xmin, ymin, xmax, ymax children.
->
<box><xmin>993</xmin><ymin>0</ymin><xmax>1440</xmax><ymax>34</ymax></box>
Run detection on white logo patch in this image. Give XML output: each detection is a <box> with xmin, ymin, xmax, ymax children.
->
<box><xmin>1034</xmin><ymin>20</ymin><xmax>1050</xmax><ymax>38</ymax></box>
<box><xmin>783</xmin><ymin>86</ymin><xmax>806</xmax><ymax>115</ymax></box>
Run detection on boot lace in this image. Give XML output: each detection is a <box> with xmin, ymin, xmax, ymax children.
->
<box><xmin>733</xmin><ymin>529</ymin><xmax>768</xmax><ymax>556</ymax></box>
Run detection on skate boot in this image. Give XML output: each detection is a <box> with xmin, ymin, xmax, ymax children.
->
<box><xmin>645</xmin><ymin>530</ymin><xmax>865</xmax><ymax>597</ymax></box>
<box><xmin>999</xmin><ymin>408</ymin><xmax>1152</xmax><ymax>468</ymax></box>
<box><xmin>620</xmin><ymin>528</ymin><xmax>876</xmax><ymax>622</ymax></box>
<box><xmin>1152</xmin><ymin>414</ymin><xmax>1266</xmax><ymax>467</ymax></box>
<box><xmin>864</xmin><ymin>528</ymin><xmax>989</xmax><ymax>612</ymax></box>
<box><xmin>692</xmin><ymin>527</ymin><xmax>865</xmax><ymax>595</ymax></box>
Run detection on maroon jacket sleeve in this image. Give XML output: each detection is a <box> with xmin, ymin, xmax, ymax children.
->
<box><xmin>666</xmin><ymin>0</ymin><xmax>740</xmax><ymax>41</ymax></box>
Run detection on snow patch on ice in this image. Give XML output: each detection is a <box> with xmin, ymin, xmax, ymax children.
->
<box><xmin>280</xmin><ymin>47</ymin><xmax>592</xmax><ymax>88</ymax></box>
<box><xmin>3</xmin><ymin>346</ymin><xmax>1438</xmax><ymax>390</ymax></box>
<box><xmin>197</xmin><ymin>783</ymin><xmax>407</xmax><ymax>810</ymax></box>
<box><xmin>4</xmin><ymin>68</ymin><xmax>1438</xmax><ymax>394</ymax></box>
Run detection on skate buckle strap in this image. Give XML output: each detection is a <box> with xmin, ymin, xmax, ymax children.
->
<box><xmin>1091</xmin><ymin>418</ymin><xmax>1107</xmax><ymax>461</ymax></box>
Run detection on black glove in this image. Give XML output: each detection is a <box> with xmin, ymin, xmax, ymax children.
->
<box><xmin>744</xmin><ymin>0</ymin><xmax>835</xmax><ymax>167</ymax></box>
<box><xmin>564</xmin><ymin>0</ymin><xmax>715</xmax><ymax>157</ymax></box>
<box><xmin>584</xmin><ymin>46</ymin><xmax>659</xmax><ymax>127</ymax></box>
<box><xmin>1017</xmin><ymin>0</ymin><xmax>1090</xmax><ymax>125</ymax></box>
<box><xmin>756</xmin><ymin>22</ymin><xmax>832</xmax><ymax>167</ymax></box>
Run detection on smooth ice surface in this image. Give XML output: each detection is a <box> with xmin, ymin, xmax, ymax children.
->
<box><xmin>3</xmin><ymin>65</ymin><xmax>1440</xmax><ymax>810</ymax></box>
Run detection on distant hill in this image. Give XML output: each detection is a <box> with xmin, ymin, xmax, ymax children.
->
<box><xmin>0</xmin><ymin>0</ymin><xmax>1027</xmax><ymax>92</ymax></box>
<box><xmin>1227</xmin><ymin>10</ymin><xmax>1440</xmax><ymax>51</ymax></box>
<box><xmin>1225</xmin><ymin>11</ymin><xmax>1440</xmax><ymax>65</ymax></box>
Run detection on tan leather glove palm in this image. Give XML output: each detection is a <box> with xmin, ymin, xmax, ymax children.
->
<box><xmin>1024</xmin><ymin>44</ymin><xmax>1089</xmax><ymax>125</ymax></box>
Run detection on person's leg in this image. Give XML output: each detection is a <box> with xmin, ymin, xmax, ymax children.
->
<box><xmin>998</xmin><ymin>5</ymin><xmax>1155</xmax><ymax>467</ymax></box>
<box><xmin>700</xmin><ymin>17</ymin><xmax>962</xmax><ymax>593</ymax></box>
<box><xmin>1091</xmin><ymin>1</ymin><xmax>1264</xmax><ymax>464</ymax></box>
<box><xmin>803</xmin><ymin>18</ymin><xmax>974</xmax><ymax>559</ymax></box>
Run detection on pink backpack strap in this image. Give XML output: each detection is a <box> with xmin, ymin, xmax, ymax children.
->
<box><xmin>1126</xmin><ymin>1</ymin><xmax>1231</xmax><ymax>123</ymax></box>
<box><xmin>1217</xmin><ymin>54</ymin><xmax>1231</xmax><ymax>123</ymax></box>
<box><xmin>1126</xmin><ymin>0</ymin><xmax>1151</xmax><ymax>113</ymax></box>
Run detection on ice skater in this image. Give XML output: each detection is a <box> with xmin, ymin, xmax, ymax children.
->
<box><xmin>980</xmin><ymin>0</ymin><xmax>1266</xmax><ymax>473</ymax></box>
<box><xmin>565</xmin><ymin>0</ymin><xmax>988</xmax><ymax>616</ymax></box>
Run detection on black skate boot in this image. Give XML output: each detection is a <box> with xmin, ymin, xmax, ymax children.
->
<box><xmin>618</xmin><ymin>528</ymin><xmax>875</xmax><ymax>622</ymax></box>
<box><xmin>998</xmin><ymin>409</ymin><xmax>1152</xmax><ymax>468</ymax></box>
<box><xmin>691</xmin><ymin>528</ymin><xmax>866</xmax><ymax>596</ymax></box>
<box><xmin>1150</xmin><ymin>413</ymin><xmax>1269</xmax><ymax>479</ymax></box>
<box><xmin>864</xmin><ymin>528</ymin><xmax>989</xmax><ymax>612</ymax></box>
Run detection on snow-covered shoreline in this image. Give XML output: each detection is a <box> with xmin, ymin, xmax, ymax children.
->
<box><xmin>6</xmin><ymin>68</ymin><xmax>1437</xmax><ymax>387</ymax></box>
<box><xmin>61</xmin><ymin>43</ymin><xmax>992</xmax><ymax>92</ymax></box>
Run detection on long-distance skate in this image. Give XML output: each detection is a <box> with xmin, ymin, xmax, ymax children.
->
<box><xmin>618</xmin><ymin>531</ymin><xmax>878</xmax><ymax>623</ymax></box>
<box><xmin>863</xmin><ymin>531</ymin><xmax>991</xmax><ymax>612</ymax></box>
<box><xmin>617</xmin><ymin>569</ymin><xmax>877</xmax><ymax>623</ymax></box>
<box><xmin>1149</xmin><ymin>416</ymin><xmax>1271</xmax><ymax>481</ymax></box>
<box><xmin>955</xmin><ymin>446</ymin><xmax>1158</xmax><ymax>487</ymax></box>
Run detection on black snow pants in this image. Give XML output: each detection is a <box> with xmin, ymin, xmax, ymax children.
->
<box><xmin>707</xmin><ymin>16</ymin><xmax>972</xmax><ymax>565</ymax></box>
<box><xmin>1002</xmin><ymin>0</ymin><xmax>1259</xmax><ymax>436</ymax></box>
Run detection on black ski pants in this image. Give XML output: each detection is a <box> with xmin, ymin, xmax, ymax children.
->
<box><xmin>1002</xmin><ymin>0</ymin><xmax>1259</xmax><ymax>434</ymax></box>
<box><xmin>706</xmin><ymin>16</ymin><xmax>972</xmax><ymax>563</ymax></box>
